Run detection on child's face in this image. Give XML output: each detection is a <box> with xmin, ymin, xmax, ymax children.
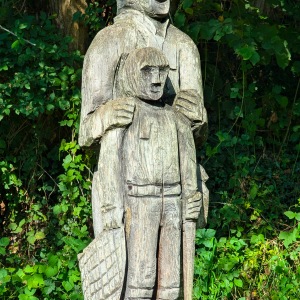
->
<box><xmin>138</xmin><ymin>65</ymin><xmax>169</xmax><ymax>101</ymax></box>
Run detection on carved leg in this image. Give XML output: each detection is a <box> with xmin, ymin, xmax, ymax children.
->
<box><xmin>124</xmin><ymin>196</ymin><xmax>162</xmax><ymax>300</ymax></box>
<box><xmin>156</xmin><ymin>196</ymin><xmax>181</xmax><ymax>300</ymax></box>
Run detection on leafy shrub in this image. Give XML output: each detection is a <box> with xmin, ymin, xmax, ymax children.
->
<box><xmin>1</xmin><ymin>0</ymin><xmax>300</xmax><ymax>299</ymax></box>
<box><xmin>0</xmin><ymin>11</ymin><xmax>92</xmax><ymax>300</ymax></box>
<box><xmin>174</xmin><ymin>0</ymin><xmax>300</xmax><ymax>298</ymax></box>
<box><xmin>194</xmin><ymin>216</ymin><xmax>300</xmax><ymax>300</ymax></box>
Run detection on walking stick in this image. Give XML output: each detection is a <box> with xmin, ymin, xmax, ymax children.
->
<box><xmin>182</xmin><ymin>220</ymin><xmax>196</xmax><ymax>300</ymax></box>
<box><xmin>182</xmin><ymin>190</ymin><xmax>201</xmax><ymax>300</ymax></box>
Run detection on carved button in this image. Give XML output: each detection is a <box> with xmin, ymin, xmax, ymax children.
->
<box><xmin>128</xmin><ymin>185</ymin><xmax>132</xmax><ymax>190</ymax></box>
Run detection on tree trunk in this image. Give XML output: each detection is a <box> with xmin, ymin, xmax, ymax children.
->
<box><xmin>254</xmin><ymin>0</ymin><xmax>271</xmax><ymax>16</ymax></box>
<box><xmin>48</xmin><ymin>0</ymin><xmax>88</xmax><ymax>53</ymax></box>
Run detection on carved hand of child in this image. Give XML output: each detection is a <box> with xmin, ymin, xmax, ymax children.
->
<box><xmin>184</xmin><ymin>191</ymin><xmax>202</xmax><ymax>221</ymax></box>
<box><xmin>103</xmin><ymin>97</ymin><xmax>136</xmax><ymax>129</ymax></box>
<box><xmin>174</xmin><ymin>90</ymin><xmax>201</xmax><ymax>124</ymax></box>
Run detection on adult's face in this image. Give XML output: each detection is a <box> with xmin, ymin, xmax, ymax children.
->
<box><xmin>138</xmin><ymin>65</ymin><xmax>169</xmax><ymax>100</ymax></box>
<box><xmin>139</xmin><ymin>0</ymin><xmax>170</xmax><ymax>18</ymax></box>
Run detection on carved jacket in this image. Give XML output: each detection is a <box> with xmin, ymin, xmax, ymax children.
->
<box><xmin>78</xmin><ymin>9</ymin><xmax>207</xmax><ymax>235</ymax></box>
<box><xmin>79</xmin><ymin>9</ymin><xmax>207</xmax><ymax>148</ymax></box>
<box><xmin>123</xmin><ymin>98</ymin><xmax>198</xmax><ymax>199</ymax></box>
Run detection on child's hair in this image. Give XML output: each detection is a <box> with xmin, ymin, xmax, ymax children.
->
<box><xmin>119</xmin><ymin>47</ymin><xmax>169</xmax><ymax>98</ymax></box>
<box><xmin>125</xmin><ymin>47</ymin><xmax>169</xmax><ymax>70</ymax></box>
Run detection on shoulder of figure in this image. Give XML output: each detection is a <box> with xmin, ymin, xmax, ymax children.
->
<box><xmin>167</xmin><ymin>24</ymin><xmax>198</xmax><ymax>50</ymax></box>
<box><xmin>86</xmin><ymin>22</ymin><xmax>137</xmax><ymax>55</ymax></box>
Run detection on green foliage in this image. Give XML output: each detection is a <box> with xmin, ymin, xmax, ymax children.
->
<box><xmin>1</xmin><ymin>0</ymin><xmax>300</xmax><ymax>299</ymax></box>
<box><xmin>73</xmin><ymin>0</ymin><xmax>117</xmax><ymax>39</ymax></box>
<box><xmin>0</xmin><ymin>10</ymin><xmax>93</xmax><ymax>299</ymax></box>
<box><xmin>194</xmin><ymin>219</ymin><xmax>300</xmax><ymax>299</ymax></box>
<box><xmin>173</xmin><ymin>0</ymin><xmax>300</xmax><ymax>298</ymax></box>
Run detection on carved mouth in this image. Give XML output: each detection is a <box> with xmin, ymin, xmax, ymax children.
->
<box><xmin>155</xmin><ymin>0</ymin><xmax>168</xmax><ymax>3</ymax></box>
<box><xmin>150</xmin><ymin>87</ymin><xmax>162</xmax><ymax>93</ymax></box>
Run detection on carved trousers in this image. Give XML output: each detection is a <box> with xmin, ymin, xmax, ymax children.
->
<box><xmin>124</xmin><ymin>195</ymin><xmax>181</xmax><ymax>300</ymax></box>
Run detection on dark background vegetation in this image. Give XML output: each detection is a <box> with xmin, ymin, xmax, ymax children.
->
<box><xmin>0</xmin><ymin>0</ymin><xmax>299</xmax><ymax>299</ymax></box>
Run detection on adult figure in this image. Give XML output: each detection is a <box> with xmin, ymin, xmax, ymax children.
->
<box><xmin>79</xmin><ymin>0</ymin><xmax>207</xmax><ymax>234</ymax></box>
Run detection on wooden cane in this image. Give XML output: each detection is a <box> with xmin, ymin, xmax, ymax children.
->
<box><xmin>182</xmin><ymin>220</ymin><xmax>196</xmax><ymax>300</ymax></box>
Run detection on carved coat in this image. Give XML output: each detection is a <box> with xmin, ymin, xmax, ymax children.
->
<box><xmin>78</xmin><ymin>10</ymin><xmax>210</xmax><ymax>299</ymax></box>
<box><xmin>79</xmin><ymin>8</ymin><xmax>208</xmax><ymax>233</ymax></box>
<box><xmin>79</xmin><ymin>9</ymin><xmax>207</xmax><ymax>148</ymax></box>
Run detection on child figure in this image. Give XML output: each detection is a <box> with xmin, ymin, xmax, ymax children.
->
<box><xmin>116</xmin><ymin>47</ymin><xmax>201</xmax><ymax>300</ymax></box>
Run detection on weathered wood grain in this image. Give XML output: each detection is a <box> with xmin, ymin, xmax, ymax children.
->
<box><xmin>78</xmin><ymin>2</ymin><xmax>209</xmax><ymax>299</ymax></box>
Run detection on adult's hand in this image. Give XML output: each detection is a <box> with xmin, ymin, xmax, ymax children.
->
<box><xmin>174</xmin><ymin>89</ymin><xmax>208</xmax><ymax>147</ymax></box>
<box><xmin>174</xmin><ymin>90</ymin><xmax>201</xmax><ymax>124</ymax></box>
<box><xmin>101</xmin><ymin>97</ymin><xmax>136</xmax><ymax>131</ymax></box>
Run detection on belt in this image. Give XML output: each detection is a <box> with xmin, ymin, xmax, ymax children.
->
<box><xmin>127</xmin><ymin>183</ymin><xmax>181</xmax><ymax>197</ymax></box>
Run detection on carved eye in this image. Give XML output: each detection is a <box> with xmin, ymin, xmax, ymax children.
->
<box><xmin>141</xmin><ymin>66</ymin><xmax>152</xmax><ymax>73</ymax></box>
<box><xmin>159</xmin><ymin>66</ymin><xmax>169</xmax><ymax>76</ymax></box>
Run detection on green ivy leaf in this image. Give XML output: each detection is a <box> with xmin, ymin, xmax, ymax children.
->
<box><xmin>199</xmin><ymin>22</ymin><xmax>216</xmax><ymax>40</ymax></box>
<box><xmin>174</xmin><ymin>12</ymin><xmax>186</xmax><ymax>28</ymax></box>
<box><xmin>62</xmin><ymin>280</ymin><xmax>74</xmax><ymax>292</ymax></box>
<box><xmin>218</xmin><ymin>255</ymin><xmax>239</xmax><ymax>271</ymax></box>
<box><xmin>185</xmin><ymin>8</ymin><xmax>194</xmax><ymax>15</ymax></box>
<box><xmin>46</xmin><ymin>104</ymin><xmax>55</xmax><ymax>111</ymax></box>
<box><xmin>0</xmin><ymin>237</ymin><xmax>10</xmax><ymax>247</ymax></box>
<box><xmin>52</xmin><ymin>78</ymin><xmax>61</xmax><ymax>86</ymax></box>
<box><xmin>27</xmin><ymin>235</ymin><xmax>36</xmax><ymax>245</ymax></box>
<box><xmin>35</xmin><ymin>231</ymin><xmax>45</xmax><ymax>240</ymax></box>
<box><xmin>11</xmin><ymin>40</ymin><xmax>20</xmax><ymax>49</ymax></box>
<box><xmin>284</xmin><ymin>211</ymin><xmax>296</xmax><ymax>219</ymax></box>
<box><xmin>27</xmin><ymin>274</ymin><xmax>44</xmax><ymax>290</ymax></box>
<box><xmin>236</xmin><ymin>45</ymin><xmax>256</xmax><ymax>60</ymax></box>
<box><xmin>295</xmin><ymin>213</ymin><xmax>300</xmax><ymax>221</ymax></box>
<box><xmin>182</xmin><ymin>0</ymin><xmax>193</xmax><ymax>9</ymax></box>
<box><xmin>19</xmin><ymin>23</ymin><xmax>28</xmax><ymax>29</ymax></box>
<box><xmin>44</xmin><ymin>266</ymin><xmax>58</xmax><ymax>278</ymax></box>
<box><xmin>275</xmin><ymin>43</ymin><xmax>291</xmax><ymax>69</ymax></box>
<box><xmin>276</xmin><ymin>95</ymin><xmax>288</xmax><ymax>108</ymax></box>
<box><xmin>250</xmin><ymin>234</ymin><xmax>264</xmax><ymax>244</ymax></box>
<box><xmin>63</xmin><ymin>154</ymin><xmax>72</xmax><ymax>165</ymax></box>
<box><xmin>24</xmin><ymin>265</ymin><xmax>35</xmax><ymax>274</ymax></box>
<box><xmin>250</xmin><ymin>51</ymin><xmax>260</xmax><ymax>65</ymax></box>
<box><xmin>188</xmin><ymin>22</ymin><xmax>201</xmax><ymax>42</ymax></box>
<box><xmin>234</xmin><ymin>278</ymin><xmax>243</xmax><ymax>287</ymax></box>
<box><xmin>279</xmin><ymin>229</ymin><xmax>298</xmax><ymax>248</ymax></box>
<box><xmin>249</xmin><ymin>184</ymin><xmax>258</xmax><ymax>199</ymax></box>
<box><xmin>53</xmin><ymin>205</ymin><xmax>62</xmax><ymax>215</ymax></box>
<box><xmin>291</xmin><ymin>61</ymin><xmax>300</xmax><ymax>74</ymax></box>
<box><xmin>0</xmin><ymin>268</ymin><xmax>8</xmax><ymax>279</ymax></box>
<box><xmin>0</xmin><ymin>64</ymin><xmax>8</xmax><ymax>71</ymax></box>
<box><xmin>48</xmin><ymin>254</ymin><xmax>59</xmax><ymax>267</ymax></box>
<box><xmin>62</xmin><ymin>236</ymin><xmax>88</xmax><ymax>253</ymax></box>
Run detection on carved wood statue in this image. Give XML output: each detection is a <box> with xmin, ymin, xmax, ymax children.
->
<box><xmin>78</xmin><ymin>1</ymin><xmax>209</xmax><ymax>299</ymax></box>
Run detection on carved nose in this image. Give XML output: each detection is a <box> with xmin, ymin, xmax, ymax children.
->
<box><xmin>151</xmin><ymin>72</ymin><xmax>160</xmax><ymax>84</ymax></box>
<box><xmin>152</xmin><ymin>82</ymin><xmax>161</xmax><ymax>87</ymax></box>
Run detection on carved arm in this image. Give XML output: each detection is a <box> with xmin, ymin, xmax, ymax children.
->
<box><xmin>79</xmin><ymin>97</ymin><xmax>135</xmax><ymax>147</ymax></box>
